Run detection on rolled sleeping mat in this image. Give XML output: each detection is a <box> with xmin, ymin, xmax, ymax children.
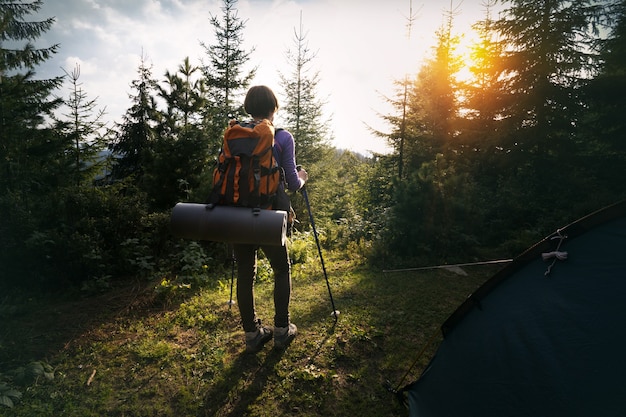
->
<box><xmin>170</xmin><ymin>203</ymin><xmax>288</xmax><ymax>246</ymax></box>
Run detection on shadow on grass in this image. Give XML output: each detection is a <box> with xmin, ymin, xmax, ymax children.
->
<box><xmin>200</xmin><ymin>318</ymin><xmax>338</xmax><ymax>417</ymax></box>
<box><xmin>200</xmin><ymin>347</ymin><xmax>283</xmax><ymax>416</ymax></box>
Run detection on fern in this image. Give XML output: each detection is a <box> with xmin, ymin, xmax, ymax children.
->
<box><xmin>0</xmin><ymin>382</ymin><xmax>22</xmax><ymax>408</ymax></box>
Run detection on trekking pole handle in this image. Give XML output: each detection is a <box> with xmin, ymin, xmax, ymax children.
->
<box><xmin>296</xmin><ymin>165</ymin><xmax>308</xmax><ymax>186</ymax></box>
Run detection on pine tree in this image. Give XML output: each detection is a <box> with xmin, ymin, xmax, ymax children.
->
<box><xmin>159</xmin><ymin>57</ymin><xmax>206</xmax><ymax>133</ymax></box>
<box><xmin>146</xmin><ymin>57</ymin><xmax>209</xmax><ymax>209</ymax></box>
<box><xmin>278</xmin><ymin>12</ymin><xmax>330</xmax><ymax>168</ymax></box>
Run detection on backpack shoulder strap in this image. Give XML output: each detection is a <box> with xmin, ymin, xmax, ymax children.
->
<box><xmin>274</xmin><ymin>127</ymin><xmax>285</xmax><ymax>154</ymax></box>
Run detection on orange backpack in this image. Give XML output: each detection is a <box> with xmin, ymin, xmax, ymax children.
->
<box><xmin>209</xmin><ymin>120</ymin><xmax>281</xmax><ymax>209</ymax></box>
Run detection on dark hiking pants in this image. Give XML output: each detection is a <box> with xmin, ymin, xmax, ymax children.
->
<box><xmin>232</xmin><ymin>243</ymin><xmax>292</xmax><ymax>332</ymax></box>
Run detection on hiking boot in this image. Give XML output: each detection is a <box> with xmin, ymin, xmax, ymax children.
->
<box><xmin>245</xmin><ymin>321</ymin><xmax>273</xmax><ymax>353</ymax></box>
<box><xmin>274</xmin><ymin>323</ymin><xmax>297</xmax><ymax>349</ymax></box>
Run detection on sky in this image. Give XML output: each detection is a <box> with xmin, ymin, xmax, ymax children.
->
<box><xmin>31</xmin><ymin>0</ymin><xmax>494</xmax><ymax>156</ymax></box>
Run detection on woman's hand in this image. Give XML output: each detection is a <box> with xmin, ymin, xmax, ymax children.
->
<box><xmin>297</xmin><ymin>167</ymin><xmax>308</xmax><ymax>183</ymax></box>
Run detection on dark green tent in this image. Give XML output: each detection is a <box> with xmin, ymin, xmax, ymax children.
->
<box><xmin>402</xmin><ymin>200</ymin><xmax>626</xmax><ymax>417</ymax></box>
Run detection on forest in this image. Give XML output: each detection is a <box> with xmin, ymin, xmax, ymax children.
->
<box><xmin>2</xmin><ymin>0</ymin><xmax>623</xmax><ymax>291</ymax></box>
<box><xmin>1</xmin><ymin>0</ymin><xmax>626</xmax><ymax>413</ymax></box>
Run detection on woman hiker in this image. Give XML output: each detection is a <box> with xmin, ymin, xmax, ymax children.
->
<box><xmin>232</xmin><ymin>85</ymin><xmax>308</xmax><ymax>353</ymax></box>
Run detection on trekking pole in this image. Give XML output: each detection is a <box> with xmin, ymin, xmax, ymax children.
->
<box><xmin>228</xmin><ymin>247</ymin><xmax>236</xmax><ymax>309</ymax></box>
<box><xmin>298</xmin><ymin>172</ymin><xmax>339</xmax><ymax>322</ymax></box>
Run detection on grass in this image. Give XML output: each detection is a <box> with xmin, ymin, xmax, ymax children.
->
<box><xmin>0</xmin><ymin>249</ymin><xmax>497</xmax><ymax>417</ymax></box>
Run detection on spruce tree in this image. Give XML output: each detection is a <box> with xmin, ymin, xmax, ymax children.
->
<box><xmin>0</xmin><ymin>0</ymin><xmax>63</xmax><ymax>192</ymax></box>
<box><xmin>393</xmin><ymin>0</ymin><xmax>420</xmax><ymax>180</ymax></box>
<box><xmin>403</xmin><ymin>6</ymin><xmax>462</xmax><ymax>171</ymax></box>
<box><xmin>374</xmin><ymin>5</ymin><xmax>473</xmax><ymax>266</ymax></box>
<box><xmin>110</xmin><ymin>54</ymin><xmax>161</xmax><ymax>183</ymax></box>
<box><xmin>582</xmin><ymin>0</ymin><xmax>626</xmax><ymax>200</ymax></box>
<box><xmin>586</xmin><ymin>0</ymin><xmax>626</xmax><ymax>146</ymax></box>
<box><xmin>278</xmin><ymin>12</ymin><xmax>330</xmax><ymax>168</ymax></box>
<box><xmin>460</xmin><ymin>0</ymin><xmax>507</xmax><ymax>152</ymax></box>
<box><xmin>491</xmin><ymin>0</ymin><xmax>604</xmax><ymax>154</ymax></box>
<box><xmin>0</xmin><ymin>0</ymin><xmax>68</xmax><ymax>287</ymax></box>
<box><xmin>484</xmin><ymin>0</ymin><xmax>608</xmax><ymax>225</ymax></box>
<box><xmin>200</xmin><ymin>0</ymin><xmax>255</xmax><ymax>156</ymax></box>
<box><xmin>60</xmin><ymin>64</ymin><xmax>108</xmax><ymax>186</ymax></box>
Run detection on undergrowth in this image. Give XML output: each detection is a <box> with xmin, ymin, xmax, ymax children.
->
<box><xmin>0</xmin><ymin>236</ymin><xmax>494</xmax><ymax>417</ymax></box>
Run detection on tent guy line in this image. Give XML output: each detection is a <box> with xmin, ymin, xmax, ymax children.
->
<box><xmin>382</xmin><ymin>259</ymin><xmax>514</xmax><ymax>274</ymax></box>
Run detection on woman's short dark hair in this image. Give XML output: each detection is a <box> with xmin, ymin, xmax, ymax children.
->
<box><xmin>244</xmin><ymin>85</ymin><xmax>279</xmax><ymax>118</ymax></box>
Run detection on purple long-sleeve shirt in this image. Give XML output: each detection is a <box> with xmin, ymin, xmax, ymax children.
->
<box><xmin>274</xmin><ymin>128</ymin><xmax>304</xmax><ymax>192</ymax></box>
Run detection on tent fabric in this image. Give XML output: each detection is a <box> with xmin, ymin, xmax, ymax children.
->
<box><xmin>404</xmin><ymin>201</ymin><xmax>626</xmax><ymax>417</ymax></box>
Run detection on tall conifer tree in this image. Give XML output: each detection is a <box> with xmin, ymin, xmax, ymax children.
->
<box><xmin>201</xmin><ymin>0</ymin><xmax>255</xmax><ymax>156</ymax></box>
<box><xmin>460</xmin><ymin>0</ymin><xmax>506</xmax><ymax>152</ymax></box>
<box><xmin>278</xmin><ymin>12</ymin><xmax>330</xmax><ymax>168</ymax></box>
<box><xmin>0</xmin><ymin>0</ymin><xmax>63</xmax><ymax>192</ymax></box>
<box><xmin>403</xmin><ymin>5</ymin><xmax>462</xmax><ymax>170</ymax></box>
<box><xmin>586</xmin><ymin>0</ymin><xmax>626</xmax><ymax>147</ymax></box>
<box><xmin>582</xmin><ymin>0</ymin><xmax>626</xmax><ymax>198</ymax></box>
<box><xmin>110</xmin><ymin>54</ymin><xmax>160</xmax><ymax>183</ymax></box>
<box><xmin>492</xmin><ymin>0</ymin><xmax>604</xmax><ymax>154</ymax></box>
<box><xmin>60</xmin><ymin>64</ymin><xmax>108</xmax><ymax>186</ymax></box>
<box><xmin>0</xmin><ymin>0</ymin><xmax>68</xmax><ymax>285</ymax></box>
